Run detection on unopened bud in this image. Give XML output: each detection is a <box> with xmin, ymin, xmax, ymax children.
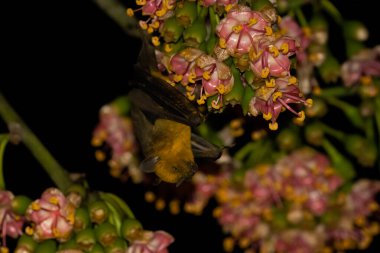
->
<box><xmin>76</xmin><ymin>228</ymin><xmax>96</xmax><ymax>251</ymax></box>
<box><xmin>276</xmin><ymin>128</ymin><xmax>300</xmax><ymax>151</ymax></box>
<box><xmin>88</xmin><ymin>200</ymin><xmax>110</xmax><ymax>224</ymax></box>
<box><xmin>15</xmin><ymin>235</ymin><xmax>38</xmax><ymax>253</ymax></box>
<box><xmin>305</xmin><ymin>123</ymin><xmax>324</xmax><ymax>146</ymax></box>
<box><xmin>160</xmin><ymin>17</ymin><xmax>184</xmax><ymax>43</ymax></box>
<box><xmin>121</xmin><ymin>218</ymin><xmax>143</xmax><ymax>241</ymax></box>
<box><xmin>95</xmin><ymin>222</ymin><xmax>118</xmax><ymax>247</ymax></box>
<box><xmin>35</xmin><ymin>239</ymin><xmax>57</xmax><ymax>253</ymax></box>
<box><xmin>11</xmin><ymin>195</ymin><xmax>32</xmax><ymax>216</ymax></box>
<box><xmin>104</xmin><ymin>237</ymin><xmax>127</xmax><ymax>253</ymax></box>
<box><xmin>175</xmin><ymin>1</ymin><xmax>197</xmax><ymax>28</ymax></box>
<box><xmin>74</xmin><ymin>207</ymin><xmax>91</xmax><ymax>231</ymax></box>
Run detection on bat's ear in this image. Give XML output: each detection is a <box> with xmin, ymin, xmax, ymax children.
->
<box><xmin>191</xmin><ymin>133</ymin><xmax>223</xmax><ymax>160</ymax></box>
<box><xmin>135</xmin><ymin>34</ymin><xmax>158</xmax><ymax>74</ymax></box>
<box><xmin>140</xmin><ymin>156</ymin><xmax>160</xmax><ymax>173</ymax></box>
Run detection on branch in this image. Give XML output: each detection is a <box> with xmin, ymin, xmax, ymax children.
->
<box><xmin>0</xmin><ymin>92</ymin><xmax>72</xmax><ymax>191</ymax></box>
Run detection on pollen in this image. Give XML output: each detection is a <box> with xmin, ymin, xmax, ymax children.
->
<box><xmin>151</xmin><ymin>36</ymin><xmax>160</xmax><ymax>46</ymax></box>
<box><xmin>265</xmin><ymin>78</ymin><xmax>276</xmax><ymax>88</ymax></box>
<box><xmin>25</xmin><ymin>226</ymin><xmax>34</xmax><ymax>235</ymax></box>
<box><xmin>197</xmin><ymin>95</ymin><xmax>206</xmax><ymax>105</ymax></box>
<box><xmin>265</xmin><ymin>26</ymin><xmax>273</xmax><ymax>36</ymax></box>
<box><xmin>216</xmin><ymin>84</ymin><xmax>225</xmax><ymax>94</ymax></box>
<box><xmin>263</xmin><ymin>112</ymin><xmax>272</xmax><ymax>121</ymax></box>
<box><xmin>186</xmin><ymin>92</ymin><xmax>195</xmax><ymax>101</ymax></box>
<box><xmin>151</xmin><ymin>21</ymin><xmax>160</xmax><ymax>29</ymax></box>
<box><xmin>147</xmin><ymin>26</ymin><xmax>154</xmax><ymax>34</ymax></box>
<box><xmin>248</xmin><ymin>18</ymin><xmax>258</xmax><ymax>26</ymax></box>
<box><xmin>306</xmin><ymin>98</ymin><xmax>313</xmax><ymax>107</ymax></box>
<box><xmin>49</xmin><ymin>196</ymin><xmax>59</xmax><ymax>205</ymax></box>
<box><xmin>272</xmin><ymin>91</ymin><xmax>282</xmax><ymax>102</ymax></box>
<box><xmin>139</xmin><ymin>21</ymin><xmax>148</xmax><ymax>30</ymax></box>
<box><xmin>288</xmin><ymin>76</ymin><xmax>297</xmax><ymax>85</ymax></box>
<box><xmin>233</xmin><ymin>25</ymin><xmax>243</xmax><ymax>33</ymax></box>
<box><xmin>223</xmin><ymin>237</ymin><xmax>235</xmax><ymax>253</ymax></box>
<box><xmin>155</xmin><ymin>7</ymin><xmax>168</xmax><ymax>17</ymax></box>
<box><xmin>225</xmin><ymin>4</ymin><xmax>234</xmax><ymax>12</ymax></box>
<box><xmin>219</xmin><ymin>38</ymin><xmax>227</xmax><ymax>49</ymax></box>
<box><xmin>280</xmin><ymin>43</ymin><xmax>289</xmax><ymax>54</ymax></box>
<box><xmin>202</xmin><ymin>71</ymin><xmax>211</xmax><ymax>80</ymax></box>
<box><xmin>155</xmin><ymin>198</ymin><xmax>166</xmax><ymax>211</ymax></box>
<box><xmin>269</xmin><ymin>45</ymin><xmax>279</xmax><ymax>57</ymax></box>
<box><xmin>144</xmin><ymin>191</ymin><xmax>156</xmax><ymax>203</ymax></box>
<box><xmin>188</xmin><ymin>72</ymin><xmax>196</xmax><ymax>83</ymax></box>
<box><xmin>136</xmin><ymin>0</ymin><xmax>146</xmax><ymax>5</ymax></box>
<box><xmin>261</xmin><ymin>67</ymin><xmax>270</xmax><ymax>78</ymax></box>
<box><xmin>173</xmin><ymin>74</ymin><xmax>183</xmax><ymax>82</ymax></box>
<box><xmin>126</xmin><ymin>8</ymin><xmax>134</xmax><ymax>17</ymax></box>
<box><xmin>31</xmin><ymin>201</ymin><xmax>41</xmax><ymax>211</ymax></box>
<box><xmin>269</xmin><ymin>122</ymin><xmax>278</xmax><ymax>131</ymax></box>
<box><xmin>164</xmin><ymin>43</ymin><xmax>173</xmax><ymax>53</ymax></box>
<box><xmin>297</xmin><ymin>111</ymin><xmax>305</xmax><ymax>121</ymax></box>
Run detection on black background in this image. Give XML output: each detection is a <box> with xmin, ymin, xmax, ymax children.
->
<box><xmin>0</xmin><ymin>0</ymin><xmax>380</xmax><ymax>252</ymax></box>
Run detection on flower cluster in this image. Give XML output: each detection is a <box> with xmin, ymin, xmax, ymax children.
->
<box><xmin>186</xmin><ymin>148</ymin><xmax>380</xmax><ymax>252</ymax></box>
<box><xmin>128</xmin><ymin>0</ymin><xmax>312</xmax><ymax>130</ymax></box>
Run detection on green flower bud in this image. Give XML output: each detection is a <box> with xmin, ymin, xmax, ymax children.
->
<box><xmin>66</xmin><ymin>183</ymin><xmax>87</xmax><ymax>200</ymax></box>
<box><xmin>76</xmin><ymin>228</ymin><xmax>97</xmax><ymax>251</ymax></box>
<box><xmin>15</xmin><ymin>234</ymin><xmax>38</xmax><ymax>253</ymax></box>
<box><xmin>343</xmin><ymin>20</ymin><xmax>368</xmax><ymax>42</ymax></box>
<box><xmin>310</xmin><ymin>15</ymin><xmax>328</xmax><ymax>45</ymax></box>
<box><xmin>183</xmin><ymin>18</ymin><xmax>207</xmax><ymax>47</ymax></box>
<box><xmin>35</xmin><ymin>239</ymin><xmax>57</xmax><ymax>253</ymax></box>
<box><xmin>345</xmin><ymin>135</ymin><xmax>377</xmax><ymax>167</ymax></box>
<box><xmin>89</xmin><ymin>200</ymin><xmax>110</xmax><ymax>224</ymax></box>
<box><xmin>121</xmin><ymin>218</ymin><xmax>143</xmax><ymax>241</ymax></box>
<box><xmin>95</xmin><ymin>222</ymin><xmax>118</xmax><ymax>247</ymax></box>
<box><xmin>250</xmin><ymin>0</ymin><xmax>273</xmax><ymax>11</ymax></box>
<box><xmin>175</xmin><ymin>1</ymin><xmax>197</xmax><ymax>28</ymax></box>
<box><xmin>58</xmin><ymin>237</ymin><xmax>80</xmax><ymax>250</ymax></box>
<box><xmin>11</xmin><ymin>195</ymin><xmax>32</xmax><ymax>215</ymax></box>
<box><xmin>160</xmin><ymin>17</ymin><xmax>184</xmax><ymax>43</ymax></box>
<box><xmin>224</xmin><ymin>67</ymin><xmax>244</xmax><ymax>106</ymax></box>
<box><xmin>360</xmin><ymin>100</ymin><xmax>374</xmax><ymax>117</ymax></box>
<box><xmin>318</xmin><ymin>54</ymin><xmax>340</xmax><ymax>83</ymax></box>
<box><xmin>272</xmin><ymin>209</ymin><xmax>287</xmax><ymax>230</ymax></box>
<box><xmin>75</xmin><ymin>207</ymin><xmax>91</xmax><ymax>231</ymax></box>
<box><xmin>276</xmin><ymin>128</ymin><xmax>300</xmax><ymax>151</ymax></box>
<box><xmin>89</xmin><ymin>243</ymin><xmax>105</xmax><ymax>253</ymax></box>
<box><xmin>104</xmin><ymin>237</ymin><xmax>127</xmax><ymax>253</ymax></box>
<box><xmin>305</xmin><ymin>123</ymin><xmax>324</xmax><ymax>146</ymax></box>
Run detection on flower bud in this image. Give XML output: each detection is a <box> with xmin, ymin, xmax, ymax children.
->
<box><xmin>160</xmin><ymin>17</ymin><xmax>184</xmax><ymax>43</ymax></box>
<box><xmin>318</xmin><ymin>54</ymin><xmax>340</xmax><ymax>83</ymax></box>
<box><xmin>95</xmin><ymin>222</ymin><xmax>118</xmax><ymax>247</ymax></box>
<box><xmin>121</xmin><ymin>218</ymin><xmax>143</xmax><ymax>241</ymax></box>
<box><xmin>360</xmin><ymin>100</ymin><xmax>374</xmax><ymax>117</ymax></box>
<box><xmin>74</xmin><ymin>207</ymin><xmax>91</xmax><ymax>231</ymax></box>
<box><xmin>310</xmin><ymin>15</ymin><xmax>328</xmax><ymax>45</ymax></box>
<box><xmin>88</xmin><ymin>243</ymin><xmax>105</xmax><ymax>253</ymax></box>
<box><xmin>35</xmin><ymin>239</ymin><xmax>57</xmax><ymax>253</ymax></box>
<box><xmin>76</xmin><ymin>228</ymin><xmax>96</xmax><ymax>251</ymax></box>
<box><xmin>15</xmin><ymin>235</ymin><xmax>38</xmax><ymax>253</ymax></box>
<box><xmin>183</xmin><ymin>18</ymin><xmax>207</xmax><ymax>47</ymax></box>
<box><xmin>276</xmin><ymin>128</ymin><xmax>300</xmax><ymax>151</ymax></box>
<box><xmin>11</xmin><ymin>195</ymin><xmax>32</xmax><ymax>216</ymax></box>
<box><xmin>58</xmin><ymin>238</ymin><xmax>80</xmax><ymax>251</ymax></box>
<box><xmin>345</xmin><ymin>135</ymin><xmax>377</xmax><ymax>167</ymax></box>
<box><xmin>343</xmin><ymin>20</ymin><xmax>368</xmax><ymax>41</ymax></box>
<box><xmin>305</xmin><ymin>98</ymin><xmax>327</xmax><ymax>118</ymax></box>
<box><xmin>175</xmin><ymin>0</ymin><xmax>198</xmax><ymax>28</ymax></box>
<box><xmin>88</xmin><ymin>200</ymin><xmax>110</xmax><ymax>224</ymax></box>
<box><xmin>104</xmin><ymin>237</ymin><xmax>127</xmax><ymax>253</ymax></box>
<box><xmin>305</xmin><ymin>123</ymin><xmax>324</xmax><ymax>146</ymax></box>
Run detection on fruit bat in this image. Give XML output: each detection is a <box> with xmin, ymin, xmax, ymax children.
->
<box><xmin>128</xmin><ymin>38</ymin><xmax>222</xmax><ymax>186</ymax></box>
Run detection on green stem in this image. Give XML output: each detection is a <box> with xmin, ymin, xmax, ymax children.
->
<box><xmin>324</xmin><ymin>97</ymin><xmax>363</xmax><ymax>129</ymax></box>
<box><xmin>0</xmin><ymin>134</ymin><xmax>9</xmax><ymax>190</ymax></box>
<box><xmin>318</xmin><ymin>86</ymin><xmax>353</xmax><ymax>98</ymax></box>
<box><xmin>91</xmin><ymin>0</ymin><xmax>141</xmax><ymax>38</ymax></box>
<box><xmin>319</xmin><ymin>122</ymin><xmax>345</xmax><ymax>141</ymax></box>
<box><xmin>320</xmin><ymin>0</ymin><xmax>343</xmax><ymax>25</ymax></box>
<box><xmin>0</xmin><ymin>93</ymin><xmax>72</xmax><ymax>191</ymax></box>
<box><xmin>295</xmin><ymin>7</ymin><xmax>308</xmax><ymax>27</ymax></box>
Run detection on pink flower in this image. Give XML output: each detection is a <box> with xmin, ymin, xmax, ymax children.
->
<box><xmin>127</xmin><ymin>230</ymin><xmax>174</xmax><ymax>253</ymax></box>
<box><xmin>0</xmin><ymin>191</ymin><xmax>24</xmax><ymax>246</ymax></box>
<box><xmin>216</xmin><ymin>6</ymin><xmax>271</xmax><ymax>56</ymax></box>
<box><xmin>341</xmin><ymin>45</ymin><xmax>380</xmax><ymax>87</ymax></box>
<box><xmin>249</xmin><ymin>76</ymin><xmax>310</xmax><ymax>130</ymax></box>
<box><xmin>250</xmin><ymin>35</ymin><xmax>298</xmax><ymax>78</ymax></box>
<box><xmin>275</xmin><ymin>230</ymin><xmax>323</xmax><ymax>253</ymax></box>
<box><xmin>141</xmin><ymin>0</ymin><xmax>175</xmax><ymax>17</ymax></box>
<box><xmin>26</xmin><ymin>188</ymin><xmax>75</xmax><ymax>242</ymax></box>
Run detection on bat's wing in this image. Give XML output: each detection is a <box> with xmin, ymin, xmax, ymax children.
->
<box><xmin>191</xmin><ymin>133</ymin><xmax>222</xmax><ymax>160</ymax></box>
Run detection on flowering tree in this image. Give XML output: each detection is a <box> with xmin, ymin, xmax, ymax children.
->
<box><xmin>1</xmin><ymin>0</ymin><xmax>380</xmax><ymax>252</ymax></box>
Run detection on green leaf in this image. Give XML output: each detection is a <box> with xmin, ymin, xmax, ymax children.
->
<box><xmin>0</xmin><ymin>134</ymin><xmax>9</xmax><ymax>190</ymax></box>
<box><xmin>224</xmin><ymin>67</ymin><xmax>244</xmax><ymax>106</ymax></box>
<box><xmin>241</xmin><ymin>85</ymin><xmax>255</xmax><ymax>115</ymax></box>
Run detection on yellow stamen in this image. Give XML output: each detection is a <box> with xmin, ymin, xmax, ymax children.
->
<box><xmin>313</xmin><ymin>86</ymin><xmax>321</xmax><ymax>95</ymax></box>
<box><xmin>225</xmin><ymin>4</ymin><xmax>234</xmax><ymax>12</ymax></box>
<box><xmin>322</xmin><ymin>247</ymin><xmax>333</xmax><ymax>253</ymax></box>
<box><xmin>173</xmin><ymin>74</ymin><xmax>183</xmax><ymax>82</ymax></box>
<box><xmin>261</xmin><ymin>67</ymin><xmax>270</xmax><ymax>78</ymax></box>
<box><xmin>265</xmin><ymin>26</ymin><xmax>273</xmax><ymax>36</ymax></box>
<box><xmin>155</xmin><ymin>7</ymin><xmax>167</xmax><ymax>17</ymax></box>
<box><xmin>230</xmin><ymin>119</ymin><xmax>242</xmax><ymax>129</ymax></box>
<box><xmin>306</xmin><ymin>98</ymin><xmax>313</xmax><ymax>107</ymax></box>
<box><xmin>151</xmin><ymin>21</ymin><xmax>160</xmax><ymax>29</ymax></box>
<box><xmin>164</xmin><ymin>43</ymin><xmax>173</xmax><ymax>53</ymax></box>
<box><xmin>202</xmin><ymin>71</ymin><xmax>211</xmax><ymax>80</ymax></box>
<box><xmin>231</xmin><ymin>128</ymin><xmax>244</xmax><ymax>137</ymax></box>
<box><xmin>0</xmin><ymin>247</ymin><xmax>9</xmax><ymax>253</ymax></box>
<box><xmin>212</xmin><ymin>100</ymin><xmax>222</xmax><ymax>109</ymax></box>
<box><xmin>272</xmin><ymin>91</ymin><xmax>282</xmax><ymax>102</ymax></box>
<box><xmin>25</xmin><ymin>226</ymin><xmax>34</xmax><ymax>235</ymax></box>
<box><xmin>268</xmin><ymin>45</ymin><xmax>279</xmax><ymax>57</ymax></box>
<box><xmin>145</xmin><ymin>191</ymin><xmax>156</xmax><ymax>203</ymax></box>
<box><xmin>233</xmin><ymin>25</ymin><xmax>243</xmax><ymax>33</ymax></box>
<box><xmin>169</xmin><ymin>199</ymin><xmax>180</xmax><ymax>215</ymax></box>
<box><xmin>296</xmin><ymin>111</ymin><xmax>305</xmax><ymax>122</ymax></box>
<box><xmin>263</xmin><ymin>112</ymin><xmax>272</xmax><ymax>121</ymax></box>
<box><xmin>263</xmin><ymin>208</ymin><xmax>272</xmax><ymax>220</ymax></box>
<box><xmin>277</xmin><ymin>15</ymin><xmax>282</xmax><ymax>24</ymax></box>
<box><xmin>355</xmin><ymin>216</ymin><xmax>366</xmax><ymax>227</ymax></box>
<box><xmin>369</xmin><ymin>202</ymin><xmax>379</xmax><ymax>211</ymax></box>
<box><xmin>49</xmin><ymin>196</ymin><xmax>59</xmax><ymax>205</ymax></box>
<box><xmin>269</xmin><ymin>122</ymin><xmax>278</xmax><ymax>130</ymax></box>
<box><xmin>213</xmin><ymin>207</ymin><xmax>222</xmax><ymax>218</ymax></box>
<box><xmin>186</xmin><ymin>92</ymin><xmax>195</xmax><ymax>101</ymax></box>
<box><xmin>216</xmin><ymin>84</ymin><xmax>225</xmax><ymax>94</ymax></box>
<box><xmin>223</xmin><ymin>237</ymin><xmax>235</xmax><ymax>253</ymax></box>
<box><xmin>95</xmin><ymin>150</ymin><xmax>106</xmax><ymax>162</ymax></box>
<box><xmin>136</xmin><ymin>0</ymin><xmax>146</xmax><ymax>5</ymax></box>
<box><xmin>126</xmin><ymin>8</ymin><xmax>134</xmax><ymax>17</ymax></box>
<box><xmin>302</xmin><ymin>27</ymin><xmax>312</xmax><ymax>37</ymax></box>
<box><xmin>280</xmin><ymin>43</ymin><xmax>289</xmax><ymax>54</ymax></box>
<box><xmin>219</xmin><ymin>38</ymin><xmax>227</xmax><ymax>48</ymax></box>
<box><xmin>248</xmin><ymin>18</ymin><xmax>258</xmax><ymax>26</ymax></box>
<box><xmin>360</xmin><ymin>75</ymin><xmax>372</xmax><ymax>85</ymax></box>
<box><xmin>288</xmin><ymin>76</ymin><xmax>297</xmax><ymax>85</ymax></box>
<box><xmin>265</xmin><ymin>78</ymin><xmax>276</xmax><ymax>88</ymax></box>
<box><xmin>139</xmin><ymin>21</ymin><xmax>148</xmax><ymax>30</ymax></box>
<box><xmin>163</xmin><ymin>0</ymin><xmax>174</xmax><ymax>10</ymax></box>
<box><xmin>239</xmin><ymin>237</ymin><xmax>251</xmax><ymax>249</ymax></box>
<box><xmin>155</xmin><ymin>198</ymin><xmax>166</xmax><ymax>211</ymax></box>
<box><xmin>188</xmin><ymin>72</ymin><xmax>196</xmax><ymax>83</ymax></box>
<box><xmin>147</xmin><ymin>26</ymin><xmax>154</xmax><ymax>34</ymax></box>
<box><xmin>197</xmin><ymin>96</ymin><xmax>206</xmax><ymax>105</ymax></box>
<box><xmin>151</xmin><ymin>36</ymin><xmax>160</xmax><ymax>46</ymax></box>
<box><xmin>31</xmin><ymin>201</ymin><xmax>40</xmax><ymax>211</ymax></box>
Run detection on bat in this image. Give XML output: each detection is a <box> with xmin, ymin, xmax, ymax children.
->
<box><xmin>128</xmin><ymin>38</ymin><xmax>222</xmax><ymax>186</ymax></box>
